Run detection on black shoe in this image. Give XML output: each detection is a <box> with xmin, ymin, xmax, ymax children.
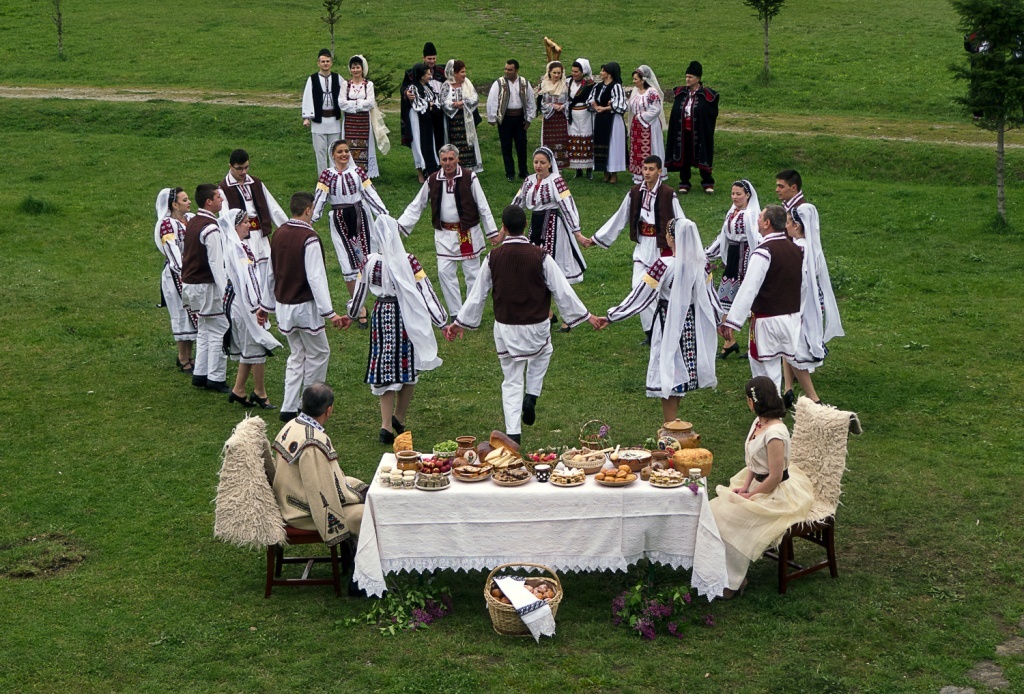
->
<box><xmin>192</xmin><ymin>375</ymin><xmax>208</xmax><ymax>388</ymax></box>
<box><xmin>522</xmin><ymin>394</ymin><xmax>538</xmax><ymax>426</ymax></box>
<box><xmin>506</xmin><ymin>176</ymin><xmax>514</xmax><ymax>182</ymax></box>
<box><xmin>719</xmin><ymin>343</ymin><xmax>740</xmax><ymax>360</ymax></box>
<box><xmin>550</xmin><ymin>313</ymin><xmax>559</xmax><ymax>326</ymax></box>
<box><xmin>391</xmin><ymin>416</ymin><xmax>405</xmax><ymax>435</ymax></box>
<box><xmin>248</xmin><ymin>393</ymin><xmax>277</xmax><ymax>410</ymax></box>
<box><xmin>379</xmin><ymin>428</ymin><xmax>395</xmax><ymax>445</ymax></box>
<box><xmin>228</xmin><ymin>391</ymin><xmax>250</xmax><ymax>406</ymax></box>
<box><xmin>279</xmin><ymin>411</ymin><xmax>298</xmax><ymax>423</ymax></box>
<box><xmin>357</xmin><ymin>315</ymin><xmax>369</xmax><ymax>330</ymax></box>
<box><xmin>783</xmin><ymin>389</ymin><xmax>795</xmax><ymax>411</ymax></box>
<box><xmin>574</xmin><ymin>170</ymin><xmax>583</xmax><ymax>179</ymax></box>
<box><xmin>558</xmin><ymin>324</ymin><xmax>572</xmax><ymax>333</ymax></box>
<box><xmin>508</xmin><ymin>433</ymin><xmax>521</xmax><ymax>445</ymax></box>
<box><xmin>205</xmin><ymin>379</ymin><xmax>231</xmax><ymax>394</ymax></box>
<box><xmin>640</xmin><ymin>330</ymin><xmax>652</xmax><ymax>346</ymax></box>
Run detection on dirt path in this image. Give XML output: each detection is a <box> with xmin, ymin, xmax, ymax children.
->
<box><xmin>3</xmin><ymin>84</ymin><xmax>1022</xmax><ymax>149</ymax></box>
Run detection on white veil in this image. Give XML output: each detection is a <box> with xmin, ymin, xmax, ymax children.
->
<box><xmin>636</xmin><ymin>65</ymin><xmax>667</xmax><ymax>128</ymax></box>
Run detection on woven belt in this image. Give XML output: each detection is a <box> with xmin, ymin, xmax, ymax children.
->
<box><xmin>753</xmin><ymin>469</ymin><xmax>790</xmax><ymax>483</ymax></box>
<box><xmin>505</xmin><ymin>108</ymin><xmax>524</xmax><ymax>116</ymax></box>
<box><xmin>331</xmin><ymin>203</ymin><xmax>357</xmax><ymax>210</ymax></box>
<box><xmin>376</xmin><ymin>295</ymin><xmax>398</xmax><ymax>304</ymax></box>
<box><xmin>440</xmin><ymin>222</ymin><xmax>462</xmax><ymax>231</ymax></box>
<box><xmin>639</xmin><ymin>222</ymin><xmax>658</xmax><ymax>237</ymax></box>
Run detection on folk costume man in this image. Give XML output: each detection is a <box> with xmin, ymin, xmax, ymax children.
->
<box><xmin>719</xmin><ymin>205</ymin><xmax>803</xmax><ymax>392</ymax></box>
<box><xmin>586</xmin><ymin>155</ymin><xmax>685</xmax><ymax>343</ymax></box>
<box><xmin>401</xmin><ymin>42</ymin><xmax>447</xmax><ymax>150</ymax></box>
<box><xmin>181</xmin><ymin>184</ymin><xmax>230</xmax><ymax>393</ymax></box>
<box><xmin>258</xmin><ymin>193</ymin><xmax>348</xmax><ymax>422</ymax></box>
<box><xmin>776</xmin><ymin>169</ymin><xmax>844</xmax><ymax>407</ymax></box>
<box><xmin>443</xmin><ymin>206</ymin><xmax>604</xmax><ymax>444</ymax></box>
<box><xmin>486</xmin><ymin>59</ymin><xmax>537</xmax><ymax>182</ymax></box>
<box><xmin>665</xmin><ymin>61</ymin><xmax>719</xmax><ymax>194</ymax></box>
<box><xmin>397</xmin><ymin>144</ymin><xmax>499</xmax><ymax>316</ymax></box>
<box><xmin>302</xmin><ymin>49</ymin><xmax>344</xmax><ymax>174</ymax></box>
<box><xmin>218</xmin><ymin>149</ymin><xmax>287</xmax><ymax>288</ymax></box>
<box><xmin>270</xmin><ymin>382</ymin><xmax>367</xmax><ymax>551</ymax></box>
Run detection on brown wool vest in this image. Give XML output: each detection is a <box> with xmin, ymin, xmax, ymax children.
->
<box><xmin>219</xmin><ymin>176</ymin><xmax>274</xmax><ymax>236</ymax></box>
<box><xmin>489</xmin><ymin>240</ymin><xmax>551</xmax><ymax>325</ymax></box>
<box><xmin>181</xmin><ymin>212</ymin><xmax>218</xmax><ymax>284</ymax></box>
<box><xmin>627</xmin><ymin>184</ymin><xmax>676</xmax><ymax>250</ymax></box>
<box><xmin>270</xmin><ymin>222</ymin><xmax>324</xmax><ymax>305</ymax></box>
<box><xmin>428</xmin><ymin>169</ymin><xmax>481</xmax><ymax>230</ymax></box>
<box><xmin>751</xmin><ymin>236</ymin><xmax>803</xmax><ymax>316</ymax></box>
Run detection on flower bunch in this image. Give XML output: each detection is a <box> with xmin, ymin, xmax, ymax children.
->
<box><xmin>611</xmin><ymin>580</ymin><xmax>713</xmax><ymax>641</ymax></box>
<box><xmin>343</xmin><ymin>577</ymin><xmax>453</xmax><ymax>636</ymax></box>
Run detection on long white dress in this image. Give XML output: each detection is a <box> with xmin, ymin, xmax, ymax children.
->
<box><xmin>312</xmin><ymin>158</ymin><xmax>389</xmax><ymax>281</ymax></box>
<box><xmin>511</xmin><ymin>172</ymin><xmax>587</xmax><ymax>284</ymax></box>
<box><xmin>339</xmin><ymin>79</ymin><xmax>379</xmax><ymax>178</ymax></box>
<box><xmin>153</xmin><ymin>197</ymin><xmax>197</xmax><ymax>341</ymax></box>
<box><xmin>627</xmin><ymin>88</ymin><xmax>667</xmax><ymax>183</ymax></box>
<box><xmin>439</xmin><ymin>81</ymin><xmax>483</xmax><ymax>172</ymax></box>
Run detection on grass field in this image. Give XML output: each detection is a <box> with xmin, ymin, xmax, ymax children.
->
<box><xmin>2</xmin><ymin>2</ymin><xmax>1024</xmax><ymax>692</ymax></box>
<box><xmin>1</xmin><ymin>0</ymin><xmax>966</xmax><ymax>121</ymax></box>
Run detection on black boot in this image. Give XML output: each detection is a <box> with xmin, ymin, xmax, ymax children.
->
<box><xmin>279</xmin><ymin>411</ymin><xmax>298</xmax><ymax>423</ymax></box>
<box><xmin>508</xmin><ymin>433</ymin><xmax>521</xmax><ymax>445</ymax></box>
<box><xmin>640</xmin><ymin>329</ymin><xmax>652</xmax><ymax>346</ymax></box>
<box><xmin>391</xmin><ymin>416</ymin><xmax>405</xmax><ymax>435</ymax></box>
<box><xmin>205</xmin><ymin>379</ymin><xmax>231</xmax><ymax>394</ymax></box>
<box><xmin>522</xmin><ymin>394</ymin><xmax>538</xmax><ymax>426</ymax></box>
<box><xmin>783</xmin><ymin>389</ymin><xmax>795</xmax><ymax>411</ymax></box>
<box><xmin>192</xmin><ymin>374</ymin><xmax>208</xmax><ymax>388</ymax></box>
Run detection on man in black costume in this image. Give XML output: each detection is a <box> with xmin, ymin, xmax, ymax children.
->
<box><xmin>401</xmin><ymin>42</ymin><xmax>447</xmax><ymax>149</ymax></box>
<box><xmin>665</xmin><ymin>61</ymin><xmax>719</xmax><ymax>195</ymax></box>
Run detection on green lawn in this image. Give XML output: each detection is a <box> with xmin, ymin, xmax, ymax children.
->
<box><xmin>2</xmin><ymin>0</ymin><xmax>965</xmax><ymax>121</ymax></box>
<box><xmin>1</xmin><ymin>94</ymin><xmax>1022</xmax><ymax>692</ymax></box>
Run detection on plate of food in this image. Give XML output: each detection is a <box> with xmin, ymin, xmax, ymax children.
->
<box><xmin>649</xmin><ymin>468</ymin><xmax>687</xmax><ymax>488</ymax></box>
<box><xmin>415</xmin><ymin>472</ymin><xmax>451</xmax><ymax>491</ymax></box>
<box><xmin>550</xmin><ymin>468</ymin><xmax>586</xmax><ymax>487</ymax></box>
<box><xmin>451</xmin><ymin>464</ymin><xmax>493</xmax><ymax>482</ymax></box>
<box><xmin>492</xmin><ymin>467</ymin><xmax>531</xmax><ymax>487</ymax></box>
<box><xmin>419</xmin><ymin>457</ymin><xmax>452</xmax><ymax>476</ymax></box>
<box><xmin>595</xmin><ymin>465</ymin><xmax>638</xmax><ymax>487</ymax></box>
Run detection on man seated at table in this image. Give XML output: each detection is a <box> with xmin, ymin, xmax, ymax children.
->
<box><xmin>270</xmin><ymin>382</ymin><xmax>367</xmax><ymax>545</ymax></box>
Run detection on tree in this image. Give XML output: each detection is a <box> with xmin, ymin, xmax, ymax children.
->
<box><xmin>321</xmin><ymin>0</ymin><xmax>343</xmax><ymax>58</ymax></box>
<box><xmin>51</xmin><ymin>0</ymin><xmax>65</xmax><ymax>60</ymax></box>
<box><xmin>951</xmin><ymin>0</ymin><xmax>1024</xmax><ymax>222</ymax></box>
<box><xmin>742</xmin><ymin>0</ymin><xmax>787</xmax><ymax>81</ymax></box>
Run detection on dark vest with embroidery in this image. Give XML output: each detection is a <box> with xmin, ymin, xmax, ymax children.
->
<box><xmin>270</xmin><ymin>221</ymin><xmax>324</xmax><ymax>305</ymax></box>
<box><xmin>219</xmin><ymin>176</ymin><xmax>274</xmax><ymax>236</ymax></box>
<box><xmin>181</xmin><ymin>212</ymin><xmax>218</xmax><ymax>284</ymax></box>
<box><xmin>428</xmin><ymin>169</ymin><xmax>481</xmax><ymax>230</ymax></box>
<box><xmin>627</xmin><ymin>184</ymin><xmax>676</xmax><ymax>250</ymax></box>
<box><xmin>309</xmin><ymin>72</ymin><xmax>342</xmax><ymax>122</ymax></box>
<box><xmin>752</xmin><ymin>236</ymin><xmax>803</xmax><ymax>316</ymax></box>
<box><xmin>489</xmin><ymin>240</ymin><xmax>551</xmax><ymax>325</ymax></box>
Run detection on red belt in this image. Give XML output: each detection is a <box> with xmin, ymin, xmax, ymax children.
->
<box><xmin>246</xmin><ymin>217</ymin><xmax>261</xmax><ymax>231</ymax></box>
<box><xmin>441</xmin><ymin>222</ymin><xmax>474</xmax><ymax>256</ymax></box>
<box><xmin>639</xmin><ymin>222</ymin><xmax>658</xmax><ymax>237</ymax></box>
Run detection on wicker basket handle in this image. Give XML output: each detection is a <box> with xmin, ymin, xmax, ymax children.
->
<box><xmin>485</xmin><ymin>562</ymin><xmax>562</xmax><ymax>592</ymax></box>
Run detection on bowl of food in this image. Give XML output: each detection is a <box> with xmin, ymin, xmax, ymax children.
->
<box><xmin>611</xmin><ymin>448</ymin><xmax>651</xmax><ymax>472</ymax></box>
<box><xmin>395</xmin><ymin>450</ymin><xmax>422</xmax><ymax>471</ymax></box>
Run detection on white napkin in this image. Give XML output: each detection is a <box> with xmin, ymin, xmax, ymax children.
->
<box><xmin>494</xmin><ymin>576</ymin><xmax>556</xmax><ymax>642</ymax></box>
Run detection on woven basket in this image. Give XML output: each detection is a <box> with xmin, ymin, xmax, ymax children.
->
<box><xmin>578</xmin><ymin>419</ymin><xmax>609</xmax><ymax>449</ymax></box>
<box><xmin>484</xmin><ymin>562</ymin><xmax>563</xmax><ymax>636</ymax></box>
<box><xmin>560</xmin><ymin>449</ymin><xmax>607</xmax><ymax>474</ymax></box>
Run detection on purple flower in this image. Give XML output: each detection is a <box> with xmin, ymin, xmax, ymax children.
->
<box><xmin>635</xmin><ymin>616</ymin><xmax>657</xmax><ymax>640</ymax></box>
<box><xmin>667</xmin><ymin>621</ymin><xmax>685</xmax><ymax>639</ymax></box>
<box><xmin>611</xmin><ymin>591</ymin><xmax>627</xmax><ymax>615</ymax></box>
<box><xmin>644</xmin><ymin>600</ymin><xmax>673</xmax><ymax>620</ymax></box>
<box><xmin>681</xmin><ymin>593</ymin><xmax>692</xmax><ymax>605</ymax></box>
<box><xmin>411</xmin><ymin>608</ymin><xmax>432</xmax><ymax>626</ymax></box>
<box><xmin>441</xmin><ymin>594</ymin><xmax>454</xmax><ymax>611</ymax></box>
<box><xmin>598</xmin><ymin>425</ymin><xmax>609</xmax><ymax>437</ymax></box>
<box><xmin>702</xmin><ymin>614</ymin><xmax>715</xmax><ymax>627</ymax></box>
<box><xmin>688</xmin><ymin>483</ymin><xmax>700</xmax><ymax>495</ymax></box>
<box><xmin>612</xmin><ymin>615</ymin><xmax>622</xmax><ymax>626</ymax></box>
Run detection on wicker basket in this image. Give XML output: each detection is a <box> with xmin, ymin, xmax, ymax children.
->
<box><xmin>578</xmin><ymin>419</ymin><xmax>610</xmax><ymax>449</ymax></box>
<box><xmin>484</xmin><ymin>562</ymin><xmax>563</xmax><ymax>636</ymax></box>
<box><xmin>560</xmin><ymin>449</ymin><xmax>608</xmax><ymax>474</ymax></box>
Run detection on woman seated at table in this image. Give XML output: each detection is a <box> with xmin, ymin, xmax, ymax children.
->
<box><xmin>709</xmin><ymin>376</ymin><xmax>814</xmax><ymax>598</ymax></box>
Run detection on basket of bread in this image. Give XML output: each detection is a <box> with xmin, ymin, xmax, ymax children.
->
<box><xmin>559</xmin><ymin>447</ymin><xmax>611</xmax><ymax>474</ymax></box>
<box><xmin>484</xmin><ymin>562</ymin><xmax>563</xmax><ymax>636</ymax></box>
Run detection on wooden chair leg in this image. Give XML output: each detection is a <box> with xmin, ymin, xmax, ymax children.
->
<box><xmin>274</xmin><ymin>545</ymin><xmax>284</xmax><ymax>578</ymax></box>
<box><xmin>778</xmin><ymin>533</ymin><xmax>792</xmax><ymax>595</ymax></box>
<box><xmin>825</xmin><ymin>518</ymin><xmax>838</xmax><ymax>578</ymax></box>
<box><xmin>330</xmin><ymin>544</ymin><xmax>341</xmax><ymax>597</ymax></box>
<box><xmin>265</xmin><ymin>545</ymin><xmax>276</xmax><ymax>598</ymax></box>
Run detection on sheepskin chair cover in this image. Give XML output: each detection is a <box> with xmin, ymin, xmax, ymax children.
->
<box><xmin>214</xmin><ymin>414</ymin><xmax>287</xmax><ymax>548</ymax></box>
<box><xmin>791</xmin><ymin>396</ymin><xmax>862</xmax><ymax>523</ymax></box>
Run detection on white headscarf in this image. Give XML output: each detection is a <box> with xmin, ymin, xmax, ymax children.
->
<box><xmin>538</xmin><ymin>60</ymin><xmax>567</xmax><ymax>96</ymax></box>
<box><xmin>714</xmin><ymin>179</ymin><xmax>762</xmax><ymax>254</ymax></box>
<box><xmin>153</xmin><ymin>187</ymin><xmax>174</xmax><ymax>252</ymax></box>
<box><xmin>371</xmin><ymin>215</ymin><xmax>442</xmax><ymax>371</ymax></box>
<box><xmin>659</xmin><ymin>218</ymin><xmax>718</xmax><ymax>398</ymax></box>
<box><xmin>444</xmin><ymin>59</ymin><xmax>479</xmax><ymax>146</ymax></box>
<box><xmin>348</xmin><ymin>54</ymin><xmax>390</xmax><ymax>156</ymax></box>
<box><xmin>793</xmin><ymin>205</ymin><xmax>844</xmax><ymax>343</ymax></box>
<box><xmin>635</xmin><ymin>65</ymin><xmax>666</xmax><ymax>128</ymax></box>
<box><xmin>216</xmin><ymin>208</ymin><xmax>283</xmax><ymax>352</ymax></box>
<box><xmin>572</xmin><ymin>58</ymin><xmax>593</xmax><ymax>82</ymax></box>
<box><xmin>533</xmin><ymin>146</ymin><xmax>560</xmax><ymax>179</ymax></box>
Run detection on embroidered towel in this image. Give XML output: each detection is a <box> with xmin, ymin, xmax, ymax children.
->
<box><xmin>494</xmin><ymin>576</ymin><xmax>556</xmax><ymax>642</ymax></box>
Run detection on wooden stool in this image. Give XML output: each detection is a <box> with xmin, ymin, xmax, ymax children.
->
<box><xmin>264</xmin><ymin>526</ymin><xmax>353</xmax><ymax>598</ymax></box>
<box><xmin>763</xmin><ymin>516</ymin><xmax>837</xmax><ymax>595</ymax></box>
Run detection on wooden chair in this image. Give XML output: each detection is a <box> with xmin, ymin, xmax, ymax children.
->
<box><xmin>763</xmin><ymin>397</ymin><xmax>862</xmax><ymax>594</ymax></box>
<box><xmin>264</xmin><ymin>526</ymin><xmax>354</xmax><ymax>598</ymax></box>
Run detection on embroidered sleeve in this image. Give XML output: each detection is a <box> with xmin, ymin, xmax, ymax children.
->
<box><xmin>408</xmin><ymin>254</ymin><xmax>426</xmax><ymax>280</ymax></box>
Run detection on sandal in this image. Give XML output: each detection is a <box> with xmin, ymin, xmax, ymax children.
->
<box><xmin>176</xmin><ymin>357</ymin><xmax>194</xmax><ymax>373</ymax></box>
<box><xmin>357</xmin><ymin>315</ymin><xmax>369</xmax><ymax>329</ymax></box>
<box><xmin>558</xmin><ymin>323</ymin><xmax>572</xmax><ymax>333</ymax></box>
<box><xmin>248</xmin><ymin>393</ymin><xmax>278</xmax><ymax>410</ymax></box>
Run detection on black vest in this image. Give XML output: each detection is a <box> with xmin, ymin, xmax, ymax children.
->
<box><xmin>309</xmin><ymin>73</ymin><xmax>342</xmax><ymax>122</ymax></box>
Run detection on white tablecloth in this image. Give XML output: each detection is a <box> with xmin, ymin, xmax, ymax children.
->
<box><xmin>353</xmin><ymin>454</ymin><xmax>728</xmax><ymax>600</ymax></box>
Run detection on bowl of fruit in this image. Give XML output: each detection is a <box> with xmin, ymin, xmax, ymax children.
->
<box><xmin>419</xmin><ymin>455</ymin><xmax>453</xmax><ymax>476</ymax></box>
<box><xmin>524</xmin><ymin>449</ymin><xmax>559</xmax><ymax>473</ymax></box>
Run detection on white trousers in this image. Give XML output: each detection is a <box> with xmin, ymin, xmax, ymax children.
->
<box><xmin>498</xmin><ymin>341</ymin><xmax>552</xmax><ymax>435</ymax></box>
<box><xmin>282</xmin><ymin>329</ymin><xmax>331</xmax><ymax>413</ymax></box>
<box><xmin>312</xmin><ymin>129</ymin><xmax>342</xmax><ymax>175</ymax></box>
<box><xmin>194</xmin><ymin>314</ymin><xmax>229</xmax><ymax>382</ymax></box>
<box><xmin>748</xmin><ymin>354</ymin><xmax>784</xmax><ymax>394</ymax></box>
<box><xmin>436</xmin><ymin>255</ymin><xmax>480</xmax><ymax>318</ymax></box>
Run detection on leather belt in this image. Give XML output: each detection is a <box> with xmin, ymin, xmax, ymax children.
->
<box><xmin>440</xmin><ymin>222</ymin><xmax>462</xmax><ymax>231</ymax></box>
<box><xmin>331</xmin><ymin>203</ymin><xmax>357</xmax><ymax>210</ymax></box>
<box><xmin>753</xmin><ymin>469</ymin><xmax>790</xmax><ymax>483</ymax></box>
<box><xmin>505</xmin><ymin>108</ymin><xmax>524</xmax><ymax>116</ymax></box>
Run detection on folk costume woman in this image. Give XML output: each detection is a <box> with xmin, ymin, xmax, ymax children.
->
<box><xmin>511</xmin><ymin>146</ymin><xmax>588</xmax><ymax>286</ymax></box>
<box><xmin>588</xmin><ymin>62</ymin><xmax>628</xmax><ymax>183</ymax></box>
<box><xmin>339</xmin><ymin>55</ymin><xmax>390</xmax><ymax>178</ymax></box>
<box><xmin>537</xmin><ymin>61</ymin><xmax>570</xmax><ymax>170</ymax></box>
<box><xmin>439</xmin><ymin>59</ymin><xmax>483</xmax><ymax>172</ymax></box>
<box><xmin>566</xmin><ymin>58</ymin><xmax>596</xmax><ymax>177</ymax></box>
<box><xmin>406</xmin><ymin>62</ymin><xmax>441</xmax><ymax>182</ymax></box>
<box><xmin>348</xmin><ymin>215</ymin><xmax>448</xmax><ymax>444</ymax></box>
<box><xmin>218</xmin><ymin>208</ymin><xmax>283</xmax><ymax>409</ymax></box>
<box><xmin>781</xmin><ymin>205</ymin><xmax>843</xmax><ymax>406</ymax></box>
<box><xmin>705</xmin><ymin>179</ymin><xmax>761</xmax><ymax>359</ymax></box>
<box><xmin>312</xmin><ymin>139</ymin><xmax>389</xmax><ymax>327</ymax></box>
<box><xmin>154</xmin><ymin>187</ymin><xmax>197</xmax><ymax>372</ymax></box>
<box><xmin>709</xmin><ymin>377</ymin><xmax>814</xmax><ymax>598</ymax></box>
<box><xmin>606</xmin><ymin>218</ymin><xmax>721</xmax><ymax>423</ymax></box>
<box><xmin>627</xmin><ymin>65</ymin><xmax>668</xmax><ymax>185</ymax></box>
